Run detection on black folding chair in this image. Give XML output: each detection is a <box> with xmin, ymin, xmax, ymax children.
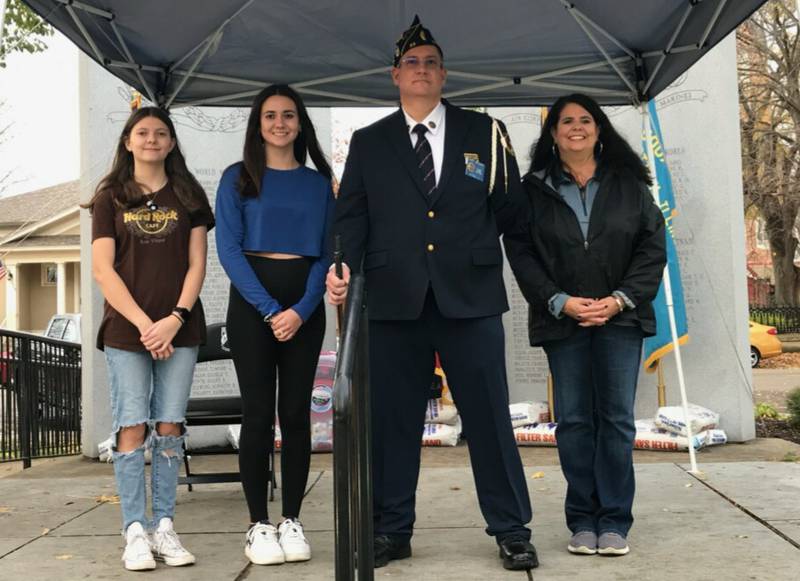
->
<box><xmin>180</xmin><ymin>323</ymin><xmax>277</xmax><ymax>500</ymax></box>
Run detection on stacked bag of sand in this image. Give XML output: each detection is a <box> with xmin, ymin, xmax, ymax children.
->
<box><xmin>511</xmin><ymin>401</ymin><xmax>727</xmax><ymax>452</ymax></box>
<box><xmin>421</xmin><ymin>369</ymin><xmax>462</xmax><ymax>446</ymax></box>
<box><xmin>512</xmin><ymin>401</ymin><xmax>555</xmax><ymax>446</ymax></box>
<box><xmin>634</xmin><ymin>404</ymin><xmax>727</xmax><ymax>451</ymax></box>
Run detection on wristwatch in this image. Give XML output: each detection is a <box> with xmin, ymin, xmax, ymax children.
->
<box><xmin>263</xmin><ymin>312</ymin><xmax>275</xmax><ymax>325</ymax></box>
<box><xmin>173</xmin><ymin>306</ymin><xmax>191</xmax><ymax>321</ymax></box>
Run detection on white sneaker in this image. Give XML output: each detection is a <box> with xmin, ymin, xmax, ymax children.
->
<box><xmin>245</xmin><ymin>522</ymin><xmax>285</xmax><ymax>565</ymax></box>
<box><xmin>151</xmin><ymin>517</ymin><xmax>196</xmax><ymax>566</ymax></box>
<box><xmin>122</xmin><ymin>522</ymin><xmax>156</xmax><ymax>571</ymax></box>
<box><xmin>278</xmin><ymin>518</ymin><xmax>311</xmax><ymax>562</ymax></box>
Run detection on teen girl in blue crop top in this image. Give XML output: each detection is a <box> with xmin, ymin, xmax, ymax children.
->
<box><xmin>215</xmin><ymin>84</ymin><xmax>334</xmax><ymax>566</ymax></box>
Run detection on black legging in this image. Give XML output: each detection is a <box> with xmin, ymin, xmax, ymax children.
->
<box><xmin>226</xmin><ymin>255</ymin><xmax>325</xmax><ymax>523</ymax></box>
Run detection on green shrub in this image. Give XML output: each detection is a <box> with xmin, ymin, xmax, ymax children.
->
<box><xmin>787</xmin><ymin>388</ymin><xmax>800</xmax><ymax>428</ymax></box>
<box><xmin>755</xmin><ymin>402</ymin><xmax>780</xmax><ymax>419</ymax></box>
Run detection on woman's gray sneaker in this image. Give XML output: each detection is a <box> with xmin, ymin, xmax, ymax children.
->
<box><xmin>567</xmin><ymin>530</ymin><xmax>597</xmax><ymax>555</ymax></box>
<box><xmin>597</xmin><ymin>532</ymin><xmax>630</xmax><ymax>556</ymax></box>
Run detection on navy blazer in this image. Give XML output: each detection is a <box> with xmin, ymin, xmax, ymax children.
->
<box><xmin>334</xmin><ymin>101</ymin><xmax>526</xmax><ymax>320</ymax></box>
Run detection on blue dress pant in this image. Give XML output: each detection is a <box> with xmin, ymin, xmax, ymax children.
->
<box><xmin>543</xmin><ymin>324</ymin><xmax>643</xmax><ymax>537</ymax></box>
<box><xmin>369</xmin><ymin>291</ymin><xmax>532</xmax><ymax>541</ymax></box>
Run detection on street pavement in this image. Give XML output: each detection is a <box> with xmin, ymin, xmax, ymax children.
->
<box><xmin>1</xmin><ymin>442</ymin><xmax>799</xmax><ymax>581</ymax></box>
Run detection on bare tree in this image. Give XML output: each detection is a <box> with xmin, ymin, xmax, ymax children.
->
<box><xmin>738</xmin><ymin>0</ymin><xmax>800</xmax><ymax>305</ymax></box>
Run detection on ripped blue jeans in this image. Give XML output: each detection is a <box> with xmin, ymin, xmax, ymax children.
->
<box><xmin>105</xmin><ymin>346</ymin><xmax>198</xmax><ymax>532</ymax></box>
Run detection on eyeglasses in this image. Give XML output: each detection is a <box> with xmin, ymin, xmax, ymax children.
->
<box><xmin>399</xmin><ymin>56</ymin><xmax>442</xmax><ymax>69</ymax></box>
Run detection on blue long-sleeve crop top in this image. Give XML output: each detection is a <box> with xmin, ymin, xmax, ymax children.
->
<box><xmin>215</xmin><ymin>162</ymin><xmax>334</xmax><ymax>321</ymax></box>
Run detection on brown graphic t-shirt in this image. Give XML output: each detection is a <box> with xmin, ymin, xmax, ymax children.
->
<box><xmin>91</xmin><ymin>184</ymin><xmax>215</xmax><ymax>351</ymax></box>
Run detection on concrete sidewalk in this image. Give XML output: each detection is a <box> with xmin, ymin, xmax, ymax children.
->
<box><xmin>1</xmin><ymin>444</ymin><xmax>799</xmax><ymax>581</ymax></box>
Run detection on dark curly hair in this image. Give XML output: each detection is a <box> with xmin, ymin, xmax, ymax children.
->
<box><xmin>528</xmin><ymin>93</ymin><xmax>651</xmax><ymax>185</ymax></box>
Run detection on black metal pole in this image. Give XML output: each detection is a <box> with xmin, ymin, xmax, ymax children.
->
<box><xmin>354</xmin><ymin>307</ymin><xmax>373</xmax><ymax>581</ymax></box>
<box><xmin>18</xmin><ymin>338</ymin><xmax>31</xmax><ymax>469</ymax></box>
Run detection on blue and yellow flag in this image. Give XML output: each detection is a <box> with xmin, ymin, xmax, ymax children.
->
<box><xmin>641</xmin><ymin>100</ymin><xmax>689</xmax><ymax>371</ymax></box>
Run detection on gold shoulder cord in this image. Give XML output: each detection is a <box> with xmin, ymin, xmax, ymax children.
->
<box><xmin>489</xmin><ymin>118</ymin><xmax>510</xmax><ymax>196</ymax></box>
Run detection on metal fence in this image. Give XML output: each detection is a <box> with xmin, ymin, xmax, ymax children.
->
<box><xmin>749</xmin><ymin>306</ymin><xmax>800</xmax><ymax>334</ymax></box>
<box><xmin>0</xmin><ymin>329</ymin><xmax>82</xmax><ymax>467</ymax></box>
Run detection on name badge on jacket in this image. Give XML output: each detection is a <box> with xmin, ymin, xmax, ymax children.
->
<box><xmin>464</xmin><ymin>153</ymin><xmax>485</xmax><ymax>182</ymax></box>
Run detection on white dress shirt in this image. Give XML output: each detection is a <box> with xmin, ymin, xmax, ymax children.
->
<box><xmin>403</xmin><ymin>101</ymin><xmax>446</xmax><ymax>186</ymax></box>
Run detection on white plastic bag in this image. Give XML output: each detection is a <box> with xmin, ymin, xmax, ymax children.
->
<box><xmin>226</xmin><ymin>424</ymin><xmax>241</xmax><ymax>450</ymax></box>
<box><xmin>634</xmin><ymin>419</ymin><xmax>727</xmax><ymax>451</ymax></box>
<box><xmin>425</xmin><ymin>398</ymin><xmax>459</xmax><ymax>425</ymax></box>
<box><xmin>655</xmin><ymin>404</ymin><xmax>719</xmax><ymax>436</ymax></box>
<box><xmin>421</xmin><ymin>419</ymin><xmax>462</xmax><ymax>447</ymax></box>
<box><xmin>509</xmin><ymin>401</ymin><xmax>550</xmax><ymax>427</ymax></box>
<box><xmin>513</xmin><ymin>422</ymin><xmax>558</xmax><ymax>446</ymax></box>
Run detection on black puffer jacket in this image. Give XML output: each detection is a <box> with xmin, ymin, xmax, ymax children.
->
<box><xmin>504</xmin><ymin>166</ymin><xmax>667</xmax><ymax>346</ymax></box>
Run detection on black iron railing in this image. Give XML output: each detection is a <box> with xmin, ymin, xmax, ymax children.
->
<box><xmin>0</xmin><ymin>329</ymin><xmax>82</xmax><ymax>467</ymax></box>
<box><xmin>333</xmin><ymin>273</ymin><xmax>373</xmax><ymax>581</ymax></box>
<box><xmin>749</xmin><ymin>306</ymin><xmax>800</xmax><ymax>334</ymax></box>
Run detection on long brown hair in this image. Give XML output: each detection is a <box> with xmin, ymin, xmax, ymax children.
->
<box><xmin>238</xmin><ymin>84</ymin><xmax>332</xmax><ymax>197</ymax></box>
<box><xmin>83</xmin><ymin>107</ymin><xmax>208</xmax><ymax>211</ymax></box>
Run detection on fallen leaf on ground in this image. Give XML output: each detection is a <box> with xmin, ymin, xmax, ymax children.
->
<box><xmin>531</xmin><ymin>471</ymin><xmax>545</xmax><ymax>479</ymax></box>
<box><xmin>55</xmin><ymin>555</ymin><xmax>72</xmax><ymax>560</ymax></box>
<box><xmin>95</xmin><ymin>495</ymin><xmax>120</xmax><ymax>504</ymax></box>
<box><xmin>449</xmin><ymin>486</ymin><xmax>460</xmax><ymax>491</ymax></box>
<box><xmin>0</xmin><ymin>506</ymin><xmax>11</xmax><ymax>513</ymax></box>
<box><xmin>41</xmin><ymin>528</ymin><xmax>50</xmax><ymax>536</ymax></box>
<box><xmin>757</xmin><ymin>352</ymin><xmax>800</xmax><ymax>369</ymax></box>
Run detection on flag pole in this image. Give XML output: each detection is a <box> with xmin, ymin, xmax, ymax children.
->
<box><xmin>641</xmin><ymin>102</ymin><xmax>700</xmax><ymax>475</ymax></box>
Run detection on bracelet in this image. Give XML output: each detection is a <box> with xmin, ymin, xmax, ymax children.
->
<box><xmin>173</xmin><ymin>306</ymin><xmax>191</xmax><ymax>322</ymax></box>
<box><xmin>263</xmin><ymin>312</ymin><xmax>275</xmax><ymax>326</ymax></box>
<box><xmin>170</xmin><ymin>312</ymin><xmax>185</xmax><ymax>325</ymax></box>
<box><xmin>613</xmin><ymin>296</ymin><xmax>625</xmax><ymax>312</ymax></box>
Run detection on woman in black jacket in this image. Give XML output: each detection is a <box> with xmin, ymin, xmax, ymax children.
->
<box><xmin>504</xmin><ymin>93</ymin><xmax>666</xmax><ymax>557</ymax></box>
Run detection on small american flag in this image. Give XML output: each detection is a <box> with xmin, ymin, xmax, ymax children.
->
<box><xmin>0</xmin><ymin>260</ymin><xmax>6</xmax><ymax>281</ymax></box>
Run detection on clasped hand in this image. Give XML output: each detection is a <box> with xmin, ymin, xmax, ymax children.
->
<box><xmin>562</xmin><ymin>296</ymin><xmax>621</xmax><ymax>327</ymax></box>
<box><xmin>139</xmin><ymin>316</ymin><xmax>182</xmax><ymax>360</ymax></box>
<box><xmin>270</xmin><ymin>309</ymin><xmax>303</xmax><ymax>342</ymax></box>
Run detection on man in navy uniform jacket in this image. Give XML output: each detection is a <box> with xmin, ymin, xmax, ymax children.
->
<box><xmin>326</xmin><ymin>15</ymin><xmax>537</xmax><ymax>571</ymax></box>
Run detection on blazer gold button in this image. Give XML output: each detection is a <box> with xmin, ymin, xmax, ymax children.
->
<box><xmin>428</xmin><ymin>211</ymin><xmax>435</xmax><ymax>218</ymax></box>
<box><xmin>427</xmin><ymin>244</ymin><xmax>434</xmax><ymax>252</ymax></box>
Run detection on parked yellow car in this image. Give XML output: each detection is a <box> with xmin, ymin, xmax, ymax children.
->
<box><xmin>749</xmin><ymin>321</ymin><xmax>782</xmax><ymax>368</ymax></box>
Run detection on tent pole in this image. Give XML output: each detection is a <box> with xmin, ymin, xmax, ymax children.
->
<box><xmin>641</xmin><ymin>103</ymin><xmax>700</xmax><ymax>474</ymax></box>
<box><xmin>643</xmin><ymin>3</ymin><xmax>695</xmax><ymax>94</ymax></box>
<box><xmin>560</xmin><ymin>0</ymin><xmax>637</xmax><ymax>95</ymax></box>
<box><xmin>557</xmin><ymin>0</ymin><xmax>635</xmax><ymax>58</ymax></box>
<box><xmin>698</xmin><ymin>0</ymin><xmax>729</xmax><ymax>49</ymax></box>
<box><xmin>65</xmin><ymin>4</ymin><xmax>105</xmax><ymax>64</ymax></box>
<box><xmin>109</xmin><ymin>20</ymin><xmax>157</xmax><ymax>105</ymax></box>
<box><xmin>168</xmin><ymin>0</ymin><xmax>254</xmax><ymax>74</ymax></box>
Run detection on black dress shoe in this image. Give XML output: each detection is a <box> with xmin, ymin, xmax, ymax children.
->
<box><xmin>498</xmin><ymin>537</ymin><xmax>539</xmax><ymax>570</ymax></box>
<box><xmin>373</xmin><ymin>534</ymin><xmax>411</xmax><ymax>568</ymax></box>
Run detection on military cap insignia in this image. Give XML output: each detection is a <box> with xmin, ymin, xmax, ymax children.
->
<box><xmin>393</xmin><ymin>14</ymin><xmax>443</xmax><ymax>67</ymax></box>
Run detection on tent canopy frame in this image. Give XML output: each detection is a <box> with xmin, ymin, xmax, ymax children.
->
<box><xmin>21</xmin><ymin>0</ymin><xmax>761</xmax><ymax>109</ymax></box>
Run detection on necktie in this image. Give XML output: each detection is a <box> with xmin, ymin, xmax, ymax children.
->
<box><xmin>413</xmin><ymin>124</ymin><xmax>436</xmax><ymax>196</ymax></box>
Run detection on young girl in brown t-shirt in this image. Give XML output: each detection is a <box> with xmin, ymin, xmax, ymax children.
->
<box><xmin>84</xmin><ymin>107</ymin><xmax>213</xmax><ymax>571</ymax></box>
